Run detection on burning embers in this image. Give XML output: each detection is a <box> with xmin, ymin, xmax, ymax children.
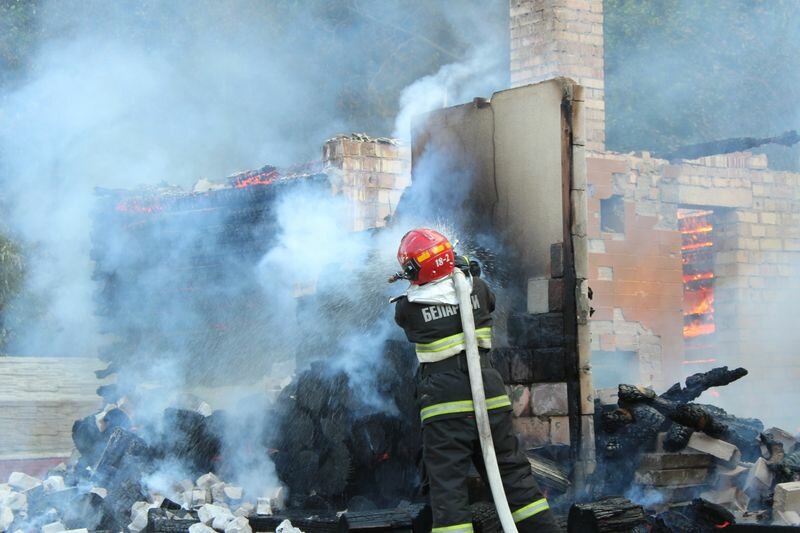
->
<box><xmin>679</xmin><ymin>209</ymin><xmax>716</xmax><ymax>358</ymax></box>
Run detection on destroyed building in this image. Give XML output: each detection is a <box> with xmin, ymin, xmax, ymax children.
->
<box><xmin>2</xmin><ymin>0</ymin><xmax>800</xmax><ymax>531</ymax></box>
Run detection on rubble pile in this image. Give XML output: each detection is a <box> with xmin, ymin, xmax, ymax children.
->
<box><xmin>0</xmin><ymin>340</ymin><xmax>425</xmax><ymax>532</ymax></box>
<box><xmin>585</xmin><ymin>366</ymin><xmax>800</xmax><ymax>529</ymax></box>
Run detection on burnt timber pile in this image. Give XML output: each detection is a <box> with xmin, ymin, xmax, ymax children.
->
<box><xmin>0</xmin><ymin>340</ymin><xmax>430</xmax><ymax>532</ymax></box>
<box><xmin>582</xmin><ymin>366</ymin><xmax>800</xmax><ymax>530</ymax></box>
<box><xmin>5</xmin><ymin>362</ymin><xmax>800</xmax><ymax>531</ymax></box>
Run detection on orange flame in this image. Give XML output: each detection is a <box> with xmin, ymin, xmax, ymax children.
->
<box><xmin>684</xmin><ymin>321</ymin><xmax>715</xmax><ymax>337</ymax></box>
<box><xmin>683</xmin><ymin>272</ymin><xmax>714</xmax><ymax>283</ymax></box>
<box><xmin>233</xmin><ymin>169</ymin><xmax>280</xmax><ymax>188</ymax></box>
<box><xmin>679</xmin><ymin>209</ymin><xmax>715</xmax><ymax>340</ymax></box>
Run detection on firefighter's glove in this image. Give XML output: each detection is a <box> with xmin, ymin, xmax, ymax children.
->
<box><xmin>454</xmin><ymin>255</ymin><xmax>470</xmax><ymax>275</ymax></box>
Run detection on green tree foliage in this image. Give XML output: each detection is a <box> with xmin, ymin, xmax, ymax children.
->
<box><xmin>0</xmin><ymin>233</ymin><xmax>24</xmax><ymax>349</ymax></box>
<box><xmin>605</xmin><ymin>0</ymin><xmax>800</xmax><ymax>163</ymax></box>
<box><xmin>0</xmin><ymin>0</ymin><xmax>41</xmax><ymax>87</ymax></box>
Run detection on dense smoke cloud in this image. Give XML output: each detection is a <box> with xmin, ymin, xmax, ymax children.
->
<box><xmin>0</xmin><ymin>0</ymin><xmax>508</xmax><ymax>496</ymax></box>
<box><xmin>0</xmin><ymin>0</ymin><xmax>507</xmax><ymax>357</ymax></box>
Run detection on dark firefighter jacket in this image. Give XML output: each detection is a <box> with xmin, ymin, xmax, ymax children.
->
<box><xmin>394</xmin><ymin>276</ymin><xmax>510</xmax><ymax>424</ymax></box>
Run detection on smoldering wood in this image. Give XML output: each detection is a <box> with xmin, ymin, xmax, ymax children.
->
<box><xmin>661</xmin><ymin>367</ymin><xmax>748</xmax><ymax>403</ymax></box>
<box><xmin>592</xmin><ymin>366</ymin><xmax>762</xmax><ymax>502</ymax></box>
<box><xmin>652</xmin><ymin>498</ymin><xmax>735</xmax><ymax>532</ymax></box>
<box><xmin>617</xmin><ymin>385</ymin><xmax>726</xmax><ymax>437</ymax></box>
<box><xmin>663</xmin><ymin>423</ymin><xmax>694</xmax><ymax>452</ymax></box>
<box><xmin>567</xmin><ymin>497</ymin><xmax>647</xmax><ymax>532</ymax></box>
<box><xmin>247</xmin><ymin>510</ymin><xmax>347</xmax><ymax>533</ymax></box>
<box><xmin>617</xmin><ymin>382</ymin><xmax>763</xmax><ymax>458</ymax></box>
<box><xmin>270</xmin><ymin>340</ymin><xmax>421</xmax><ymax>509</ymax></box>
<box><xmin>345</xmin><ymin>503</ymin><xmax>432</xmax><ymax>532</ymax></box>
<box><xmin>146</xmin><ymin>508</ymin><xmax>201</xmax><ymax>533</ymax></box>
<box><xmin>155</xmin><ymin>409</ymin><xmax>224</xmax><ymax>474</ymax></box>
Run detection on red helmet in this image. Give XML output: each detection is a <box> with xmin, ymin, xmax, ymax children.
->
<box><xmin>397</xmin><ymin>228</ymin><xmax>455</xmax><ymax>285</ymax></box>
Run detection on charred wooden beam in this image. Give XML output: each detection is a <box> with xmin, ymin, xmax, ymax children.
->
<box><xmin>567</xmin><ymin>497</ymin><xmax>647</xmax><ymax>532</ymax></box>
<box><xmin>345</xmin><ymin>503</ymin><xmax>432</xmax><ymax>532</ymax></box>
<box><xmin>618</xmin><ymin>384</ymin><xmax>728</xmax><ymax>437</ymax></box>
<box><xmin>661</xmin><ymin>367</ymin><xmax>748</xmax><ymax>403</ymax></box>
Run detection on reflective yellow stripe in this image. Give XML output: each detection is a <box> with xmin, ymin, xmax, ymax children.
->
<box><xmin>416</xmin><ymin>327</ymin><xmax>492</xmax><ymax>354</ymax></box>
<box><xmin>416</xmin><ymin>332</ymin><xmax>466</xmax><ymax>353</ymax></box>
<box><xmin>420</xmin><ymin>394</ymin><xmax>511</xmax><ymax>422</ymax></box>
<box><xmin>432</xmin><ymin>523</ymin><xmax>473</xmax><ymax>533</ymax></box>
<box><xmin>476</xmin><ymin>327</ymin><xmax>492</xmax><ymax>349</ymax></box>
<box><xmin>475</xmin><ymin>327</ymin><xmax>492</xmax><ymax>338</ymax></box>
<box><xmin>485</xmin><ymin>395</ymin><xmax>512</xmax><ymax>409</ymax></box>
<box><xmin>512</xmin><ymin>498</ymin><xmax>550</xmax><ymax>523</ymax></box>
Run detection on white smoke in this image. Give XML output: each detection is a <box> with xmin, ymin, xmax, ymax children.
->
<box><xmin>0</xmin><ymin>0</ymin><xmax>510</xmax><ymax>506</ymax></box>
<box><xmin>392</xmin><ymin>45</ymin><xmax>506</xmax><ymax>141</ymax></box>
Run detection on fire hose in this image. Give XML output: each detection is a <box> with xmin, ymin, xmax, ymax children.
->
<box><xmin>452</xmin><ymin>269</ymin><xmax>518</xmax><ymax>533</ymax></box>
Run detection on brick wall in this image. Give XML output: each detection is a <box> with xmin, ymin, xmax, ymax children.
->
<box><xmin>322</xmin><ymin>134</ymin><xmax>411</xmax><ymax>231</ymax></box>
<box><xmin>510</xmin><ymin>0</ymin><xmax>605</xmax><ymax>151</ymax></box>
<box><xmin>0</xmin><ymin>357</ymin><xmax>103</xmax><ymax>458</ymax></box>
<box><xmin>585</xmin><ymin>151</ymin><xmax>800</xmax><ymax>424</ymax></box>
<box><xmin>587</xmin><ymin>154</ymin><xmax>684</xmax><ymax>388</ymax></box>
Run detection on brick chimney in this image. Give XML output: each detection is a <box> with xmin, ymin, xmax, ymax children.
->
<box><xmin>510</xmin><ymin>0</ymin><xmax>605</xmax><ymax>152</ymax></box>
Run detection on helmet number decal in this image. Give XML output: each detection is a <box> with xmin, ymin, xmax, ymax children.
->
<box><xmin>435</xmin><ymin>257</ymin><xmax>446</xmax><ymax>267</ymax></box>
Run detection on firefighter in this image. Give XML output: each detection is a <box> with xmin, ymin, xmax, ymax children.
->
<box><xmin>392</xmin><ymin>228</ymin><xmax>561</xmax><ymax>533</ymax></box>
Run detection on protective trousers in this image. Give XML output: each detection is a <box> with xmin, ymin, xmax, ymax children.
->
<box><xmin>422</xmin><ymin>412</ymin><xmax>562</xmax><ymax>533</ymax></box>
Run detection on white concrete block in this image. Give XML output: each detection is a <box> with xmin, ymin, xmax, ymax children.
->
<box><xmin>225</xmin><ymin>516</ymin><xmax>253</xmax><ymax>533</ymax></box>
<box><xmin>175</xmin><ymin>479</ymin><xmax>194</xmax><ymax>493</ymax></box>
<box><xmin>276</xmin><ymin>519</ymin><xmax>303</xmax><ymax>533</ymax></box>
<box><xmin>687</xmin><ymin>433</ymin><xmax>740</xmax><ymax>465</ymax></box>
<box><xmin>128</xmin><ymin>511</ymin><xmax>148</xmax><ymax>533</ymax></box>
<box><xmin>257</xmin><ymin>497</ymin><xmax>273</xmax><ymax>515</ymax></box>
<box><xmin>196</xmin><ymin>473</ymin><xmax>220</xmax><ymax>490</ymax></box>
<box><xmin>745</xmin><ymin>457</ymin><xmax>773</xmax><ymax>496</ymax></box>
<box><xmin>234</xmin><ymin>502</ymin><xmax>255</xmax><ymax>517</ymax></box>
<box><xmin>212</xmin><ymin>512</ymin><xmax>235</xmax><ymax>531</ymax></box>
<box><xmin>191</xmin><ymin>488</ymin><xmax>209</xmax><ymax>508</ymax></box>
<box><xmin>0</xmin><ymin>507</ymin><xmax>14</xmax><ymax>531</ymax></box>
<box><xmin>224</xmin><ymin>485</ymin><xmax>243</xmax><ymax>503</ymax></box>
<box><xmin>8</xmin><ymin>472</ymin><xmax>41</xmax><ymax>491</ymax></box>
<box><xmin>90</xmin><ymin>487</ymin><xmax>107</xmax><ymax>499</ymax></box>
<box><xmin>211</xmin><ymin>482</ymin><xmax>227</xmax><ymax>503</ymax></box>
<box><xmin>42</xmin><ymin>522</ymin><xmax>66</xmax><ymax>533</ymax></box>
<box><xmin>129</xmin><ymin>501</ymin><xmax>157</xmax><ymax>533</ymax></box>
<box><xmin>189</xmin><ymin>524</ymin><xmax>216</xmax><ymax>533</ymax></box>
<box><xmin>774</xmin><ymin>510</ymin><xmax>800</xmax><ymax>526</ymax></box>
<box><xmin>4</xmin><ymin>491</ymin><xmax>26</xmax><ymax>511</ymax></box>
<box><xmin>271</xmin><ymin>486</ymin><xmax>286</xmax><ymax>510</ymax></box>
<box><xmin>775</xmin><ymin>481</ymin><xmax>800</xmax><ymax>512</ymax></box>
<box><xmin>526</xmin><ymin>277</ymin><xmax>549</xmax><ymax>314</ymax></box>
<box><xmin>131</xmin><ymin>500</ymin><xmax>151</xmax><ymax>515</ymax></box>
<box><xmin>43</xmin><ymin>476</ymin><xmax>65</xmax><ymax>493</ymax></box>
<box><xmin>198</xmin><ymin>503</ymin><xmax>232</xmax><ymax>525</ymax></box>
